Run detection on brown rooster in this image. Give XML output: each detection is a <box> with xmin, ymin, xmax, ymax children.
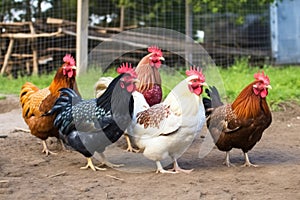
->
<box><xmin>135</xmin><ymin>46</ymin><xmax>164</xmax><ymax>106</ymax></box>
<box><xmin>20</xmin><ymin>54</ymin><xmax>79</xmax><ymax>155</ymax></box>
<box><xmin>203</xmin><ymin>71</ymin><xmax>272</xmax><ymax>167</ymax></box>
<box><xmin>125</xmin><ymin>46</ymin><xmax>165</xmax><ymax>152</ymax></box>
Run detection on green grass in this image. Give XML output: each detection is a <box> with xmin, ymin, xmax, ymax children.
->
<box><xmin>1</xmin><ymin>60</ymin><xmax>299</xmax><ymax>111</ymax></box>
<box><xmin>0</xmin><ymin>74</ymin><xmax>55</xmax><ymax>95</ymax></box>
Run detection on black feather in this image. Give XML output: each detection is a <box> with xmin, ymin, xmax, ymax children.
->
<box><xmin>202</xmin><ymin>86</ymin><xmax>223</xmax><ymax>117</ymax></box>
<box><xmin>49</xmin><ymin>73</ymin><xmax>135</xmax><ymax>158</ymax></box>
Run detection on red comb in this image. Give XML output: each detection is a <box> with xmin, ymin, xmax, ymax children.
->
<box><xmin>186</xmin><ymin>66</ymin><xmax>205</xmax><ymax>82</ymax></box>
<box><xmin>148</xmin><ymin>46</ymin><xmax>162</xmax><ymax>56</ymax></box>
<box><xmin>117</xmin><ymin>63</ymin><xmax>137</xmax><ymax>77</ymax></box>
<box><xmin>63</xmin><ymin>54</ymin><xmax>76</xmax><ymax>66</ymax></box>
<box><xmin>254</xmin><ymin>71</ymin><xmax>270</xmax><ymax>85</ymax></box>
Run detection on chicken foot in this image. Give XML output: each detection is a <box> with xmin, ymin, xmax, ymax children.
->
<box><xmin>155</xmin><ymin>161</ymin><xmax>177</xmax><ymax>174</ymax></box>
<box><xmin>80</xmin><ymin>157</ymin><xmax>107</xmax><ymax>171</ymax></box>
<box><xmin>223</xmin><ymin>151</ymin><xmax>236</xmax><ymax>167</ymax></box>
<box><xmin>168</xmin><ymin>159</ymin><xmax>193</xmax><ymax>174</ymax></box>
<box><xmin>124</xmin><ymin>134</ymin><xmax>140</xmax><ymax>153</ymax></box>
<box><xmin>241</xmin><ymin>152</ymin><xmax>258</xmax><ymax>167</ymax></box>
<box><xmin>42</xmin><ymin>140</ymin><xmax>57</xmax><ymax>156</ymax></box>
<box><xmin>98</xmin><ymin>153</ymin><xmax>124</xmax><ymax>168</ymax></box>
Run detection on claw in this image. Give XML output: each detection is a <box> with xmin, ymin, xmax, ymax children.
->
<box><xmin>42</xmin><ymin>140</ymin><xmax>57</xmax><ymax>156</ymax></box>
<box><xmin>124</xmin><ymin>134</ymin><xmax>140</xmax><ymax>153</ymax></box>
<box><xmin>223</xmin><ymin>151</ymin><xmax>236</xmax><ymax>167</ymax></box>
<box><xmin>155</xmin><ymin>161</ymin><xmax>177</xmax><ymax>174</ymax></box>
<box><xmin>99</xmin><ymin>153</ymin><xmax>124</xmax><ymax>168</ymax></box>
<box><xmin>100</xmin><ymin>162</ymin><xmax>124</xmax><ymax>168</ymax></box>
<box><xmin>156</xmin><ymin>169</ymin><xmax>178</xmax><ymax>174</ymax></box>
<box><xmin>241</xmin><ymin>152</ymin><xmax>258</xmax><ymax>167</ymax></box>
<box><xmin>169</xmin><ymin>160</ymin><xmax>193</xmax><ymax>174</ymax></box>
<box><xmin>80</xmin><ymin>157</ymin><xmax>107</xmax><ymax>171</ymax></box>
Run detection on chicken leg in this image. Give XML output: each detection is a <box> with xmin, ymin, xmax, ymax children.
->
<box><xmin>223</xmin><ymin>151</ymin><xmax>236</xmax><ymax>167</ymax></box>
<box><xmin>80</xmin><ymin>157</ymin><xmax>107</xmax><ymax>171</ymax></box>
<box><xmin>98</xmin><ymin>153</ymin><xmax>124</xmax><ymax>168</ymax></box>
<box><xmin>124</xmin><ymin>134</ymin><xmax>139</xmax><ymax>153</ymax></box>
<box><xmin>241</xmin><ymin>152</ymin><xmax>258</xmax><ymax>167</ymax></box>
<box><xmin>155</xmin><ymin>161</ymin><xmax>176</xmax><ymax>174</ymax></box>
<box><xmin>168</xmin><ymin>159</ymin><xmax>193</xmax><ymax>174</ymax></box>
<box><xmin>42</xmin><ymin>140</ymin><xmax>57</xmax><ymax>156</ymax></box>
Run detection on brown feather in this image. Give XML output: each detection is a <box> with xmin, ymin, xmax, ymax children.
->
<box><xmin>135</xmin><ymin>53</ymin><xmax>161</xmax><ymax>93</ymax></box>
<box><xmin>19</xmin><ymin>64</ymin><xmax>79</xmax><ymax>141</ymax></box>
<box><xmin>137</xmin><ymin>104</ymin><xmax>170</xmax><ymax>129</ymax></box>
<box><xmin>231</xmin><ymin>80</ymin><xmax>270</xmax><ymax>120</ymax></box>
<box><xmin>207</xmin><ymin>80</ymin><xmax>272</xmax><ymax>153</ymax></box>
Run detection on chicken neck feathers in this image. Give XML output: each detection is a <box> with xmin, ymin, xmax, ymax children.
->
<box><xmin>231</xmin><ymin>81</ymin><xmax>271</xmax><ymax>120</ymax></box>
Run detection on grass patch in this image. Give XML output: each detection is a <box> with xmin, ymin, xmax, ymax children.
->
<box><xmin>0</xmin><ymin>74</ymin><xmax>55</xmax><ymax>96</ymax></box>
<box><xmin>0</xmin><ymin>95</ymin><xmax>6</xmax><ymax>100</ymax></box>
<box><xmin>0</xmin><ymin>60</ymin><xmax>299</xmax><ymax>111</ymax></box>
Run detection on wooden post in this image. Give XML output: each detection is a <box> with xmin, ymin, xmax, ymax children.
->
<box><xmin>1</xmin><ymin>38</ymin><xmax>14</xmax><ymax>75</ymax></box>
<box><xmin>185</xmin><ymin>0</ymin><xmax>193</xmax><ymax>66</ymax></box>
<box><xmin>120</xmin><ymin>5</ymin><xmax>125</xmax><ymax>31</ymax></box>
<box><xmin>29</xmin><ymin>22</ymin><xmax>39</xmax><ymax>75</ymax></box>
<box><xmin>76</xmin><ymin>0</ymin><xmax>89</xmax><ymax>75</ymax></box>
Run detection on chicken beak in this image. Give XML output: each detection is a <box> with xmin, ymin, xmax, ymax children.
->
<box><xmin>201</xmin><ymin>82</ymin><xmax>208</xmax><ymax>87</ymax></box>
<box><xmin>159</xmin><ymin>56</ymin><xmax>165</xmax><ymax>61</ymax></box>
<box><xmin>266</xmin><ymin>85</ymin><xmax>272</xmax><ymax>90</ymax></box>
<box><xmin>72</xmin><ymin>66</ymin><xmax>77</xmax><ymax>69</ymax></box>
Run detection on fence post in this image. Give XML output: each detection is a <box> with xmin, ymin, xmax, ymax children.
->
<box><xmin>120</xmin><ymin>5</ymin><xmax>125</xmax><ymax>31</ymax></box>
<box><xmin>185</xmin><ymin>0</ymin><xmax>193</xmax><ymax>66</ymax></box>
<box><xmin>76</xmin><ymin>0</ymin><xmax>89</xmax><ymax>75</ymax></box>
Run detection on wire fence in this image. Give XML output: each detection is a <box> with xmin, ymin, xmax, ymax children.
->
<box><xmin>0</xmin><ymin>0</ymin><xmax>271</xmax><ymax>78</ymax></box>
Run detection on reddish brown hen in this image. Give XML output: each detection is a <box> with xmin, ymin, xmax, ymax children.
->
<box><xmin>20</xmin><ymin>54</ymin><xmax>79</xmax><ymax>155</ymax></box>
<box><xmin>203</xmin><ymin>71</ymin><xmax>272</xmax><ymax>167</ymax></box>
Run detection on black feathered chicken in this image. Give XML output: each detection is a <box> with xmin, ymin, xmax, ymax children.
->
<box><xmin>48</xmin><ymin>63</ymin><xmax>138</xmax><ymax>171</ymax></box>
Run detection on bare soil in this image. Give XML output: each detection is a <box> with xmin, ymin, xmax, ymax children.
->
<box><xmin>0</xmin><ymin>94</ymin><xmax>299</xmax><ymax>200</ymax></box>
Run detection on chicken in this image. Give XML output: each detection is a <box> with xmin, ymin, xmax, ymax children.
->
<box><xmin>20</xmin><ymin>54</ymin><xmax>79</xmax><ymax>155</ymax></box>
<box><xmin>135</xmin><ymin>45</ymin><xmax>164</xmax><ymax>106</ymax></box>
<box><xmin>202</xmin><ymin>71</ymin><xmax>272</xmax><ymax>167</ymax></box>
<box><xmin>125</xmin><ymin>46</ymin><xmax>165</xmax><ymax>152</ymax></box>
<box><xmin>94</xmin><ymin>77</ymin><xmax>113</xmax><ymax>98</ymax></box>
<box><xmin>47</xmin><ymin>63</ymin><xmax>138</xmax><ymax>171</ymax></box>
<box><xmin>127</xmin><ymin>66</ymin><xmax>207</xmax><ymax>174</ymax></box>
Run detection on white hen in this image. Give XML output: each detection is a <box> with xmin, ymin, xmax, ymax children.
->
<box><xmin>127</xmin><ymin>66</ymin><xmax>207</xmax><ymax>173</ymax></box>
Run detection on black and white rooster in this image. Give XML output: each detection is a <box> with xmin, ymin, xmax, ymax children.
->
<box><xmin>47</xmin><ymin>63</ymin><xmax>138</xmax><ymax>171</ymax></box>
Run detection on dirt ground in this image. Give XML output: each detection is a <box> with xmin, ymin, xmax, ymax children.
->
<box><xmin>0</xmin><ymin>94</ymin><xmax>299</xmax><ymax>200</ymax></box>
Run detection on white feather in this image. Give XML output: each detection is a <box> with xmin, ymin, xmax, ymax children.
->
<box><xmin>127</xmin><ymin>78</ymin><xmax>206</xmax><ymax>171</ymax></box>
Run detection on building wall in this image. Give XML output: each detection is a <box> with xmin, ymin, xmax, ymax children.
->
<box><xmin>271</xmin><ymin>0</ymin><xmax>300</xmax><ymax>64</ymax></box>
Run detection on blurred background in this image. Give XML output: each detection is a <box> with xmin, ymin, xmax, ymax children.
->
<box><xmin>0</xmin><ymin>0</ymin><xmax>298</xmax><ymax>78</ymax></box>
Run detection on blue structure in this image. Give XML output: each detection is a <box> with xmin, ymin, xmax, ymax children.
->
<box><xmin>270</xmin><ymin>0</ymin><xmax>300</xmax><ymax>64</ymax></box>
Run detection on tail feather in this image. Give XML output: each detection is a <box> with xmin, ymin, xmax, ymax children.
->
<box><xmin>47</xmin><ymin>88</ymin><xmax>82</xmax><ymax>133</ymax></box>
<box><xmin>46</xmin><ymin>88</ymin><xmax>81</xmax><ymax>116</ymax></box>
<box><xmin>20</xmin><ymin>82</ymin><xmax>41</xmax><ymax>118</ymax></box>
<box><xmin>202</xmin><ymin>86</ymin><xmax>223</xmax><ymax>117</ymax></box>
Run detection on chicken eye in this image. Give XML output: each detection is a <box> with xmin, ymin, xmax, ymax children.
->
<box><xmin>257</xmin><ymin>82</ymin><xmax>263</xmax><ymax>87</ymax></box>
